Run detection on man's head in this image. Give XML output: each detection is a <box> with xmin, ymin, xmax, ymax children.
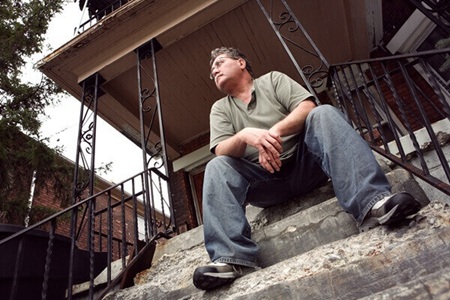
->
<box><xmin>209</xmin><ymin>47</ymin><xmax>253</xmax><ymax>81</ymax></box>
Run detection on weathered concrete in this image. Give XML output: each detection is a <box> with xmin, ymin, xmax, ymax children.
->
<box><xmin>250</xmin><ymin>181</ymin><xmax>335</xmax><ymax>229</ymax></box>
<box><xmin>229</xmin><ymin>222</ymin><xmax>450</xmax><ymax>300</ymax></box>
<box><xmin>360</xmin><ymin>266</ymin><xmax>450</xmax><ymax>300</ymax></box>
<box><xmin>386</xmin><ymin>168</ymin><xmax>430</xmax><ymax>207</ymax></box>
<box><xmin>101</xmin><ymin>166</ymin><xmax>435</xmax><ymax>300</ymax></box>
<box><xmin>151</xmin><ymin>180</ymin><xmax>336</xmax><ymax>265</ymax></box>
<box><xmin>253</xmin><ymin>198</ymin><xmax>358</xmax><ymax>267</ymax></box>
<box><xmin>103</xmin><ymin>201</ymin><xmax>450</xmax><ymax>300</ymax></box>
<box><xmin>412</xmin><ymin>143</ymin><xmax>450</xmax><ymax>206</ymax></box>
<box><xmin>149</xmin><ymin>167</ymin><xmax>427</xmax><ymax>265</ymax></box>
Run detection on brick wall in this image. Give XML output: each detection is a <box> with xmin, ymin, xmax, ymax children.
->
<box><xmin>179</xmin><ymin>132</ymin><xmax>210</xmax><ymax>156</ymax></box>
<box><xmin>31</xmin><ymin>174</ymin><xmax>148</xmax><ymax>261</ymax></box>
<box><xmin>169</xmin><ymin>167</ymin><xmax>198</xmax><ymax>233</ymax></box>
<box><xmin>369</xmin><ymin>48</ymin><xmax>445</xmax><ymax>132</ymax></box>
<box><xmin>169</xmin><ymin>132</ymin><xmax>210</xmax><ymax>233</ymax></box>
<box><xmin>71</xmin><ymin>190</ymin><xmax>138</xmax><ymax>260</ymax></box>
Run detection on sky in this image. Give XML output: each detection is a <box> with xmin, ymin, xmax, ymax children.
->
<box><xmin>34</xmin><ymin>1</ymin><xmax>143</xmax><ymax>185</ymax></box>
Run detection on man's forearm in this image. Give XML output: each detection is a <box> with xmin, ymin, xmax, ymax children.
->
<box><xmin>214</xmin><ymin>131</ymin><xmax>247</xmax><ymax>157</ymax></box>
<box><xmin>270</xmin><ymin>100</ymin><xmax>316</xmax><ymax>137</ymax></box>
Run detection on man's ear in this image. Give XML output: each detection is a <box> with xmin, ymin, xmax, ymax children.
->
<box><xmin>238</xmin><ymin>58</ymin><xmax>246</xmax><ymax>70</ymax></box>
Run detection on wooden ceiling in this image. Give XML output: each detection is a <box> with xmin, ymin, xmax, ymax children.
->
<box><xmin>39</xmin><ymin>0</ymin><xmax>370</xmax><ymax>160</ymax></box>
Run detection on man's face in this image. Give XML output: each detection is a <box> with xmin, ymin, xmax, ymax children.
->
<box><xmin>210</xmin><ymin>55</ymin><xmax>241</xmax><ymax>90</ymax></box>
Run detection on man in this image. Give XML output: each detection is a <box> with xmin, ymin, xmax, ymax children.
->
<box><xmin>192</xmin><ymin>47</ymin><xmax>421</xmax><ymax>291</ymax></box>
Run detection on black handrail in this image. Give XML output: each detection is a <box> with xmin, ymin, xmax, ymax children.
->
<box><xmin>0</xmin><ymin>168</ymin><xmax>173</xmax><ymax>300</ymax></box>
<box><xmin>329</xmin><ymin>48</ymin><xmax>450</xmax><ymax>196</ymax></box>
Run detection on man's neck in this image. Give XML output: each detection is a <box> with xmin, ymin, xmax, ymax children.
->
<box><xmin>229</xmin><ymin>78</ymin><xmax>254</xmax><ymax>104</ymax></box>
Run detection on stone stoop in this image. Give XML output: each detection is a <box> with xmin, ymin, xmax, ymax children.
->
<box><xmin>103</xmin><ymin>201</ymin><xmax>450</xmax><ymax>299</ymax></box>
<box><xmin>196</xmin><ymin>204</ymin><xmax>450</xmax><ymax>300</ymax></box>
<box><xmin>148</xmin><ymin>167</ymin><xmax>428</xmax><ymax>268</ymax></box>
<box><xmin>102</xmin><ymin>167</ymin><xmax>444</xmax><ymax>300</ymax></box>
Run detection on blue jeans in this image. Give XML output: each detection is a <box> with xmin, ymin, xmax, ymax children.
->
<box><xmin>202</xmin><ymin>105</ymin><xmax>391</xmax><ymax>267</ymax></box>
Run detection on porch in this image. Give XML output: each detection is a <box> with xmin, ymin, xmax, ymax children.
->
<box><xmin>1</xmin><ymin>0</ymin><xmax>450</xmax><ymax>299</ymax></box>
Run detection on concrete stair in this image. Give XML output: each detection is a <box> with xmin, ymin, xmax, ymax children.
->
<box><xmin>102</xmin><ymin>168</ymin><xmax>450</xmax><ymax>300</ymax></box>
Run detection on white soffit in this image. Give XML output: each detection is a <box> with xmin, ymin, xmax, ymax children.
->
<box><xmin>386</xmin><ymin>9</ymin><xmax>435</xmax><ymax>54</ymax></box>
<box><xmin>172</xmin><ymin>145</ymin><xmax>214</xmax><ymax>172</ymax></box>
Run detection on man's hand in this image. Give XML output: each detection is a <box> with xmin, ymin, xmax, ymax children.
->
<box><xmin>241</xmin><ymin>128</ymin><xmax>283</xmax><ymax>173</ymax></box>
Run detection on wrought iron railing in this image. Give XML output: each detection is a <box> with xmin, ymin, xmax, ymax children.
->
<box><xmin>75</xmin><ymin>0</ymin><xmax>134</xmax><ymax>34</ymax></box>
<box><xmin>0</xmin><ymin>168</ymin><xmax>173</xmax><ymax>300</ymax></box>
<box><xmin>256</xmin><ymin>0</ymin><xmax>330</xmax><ymax>104</ymax></box>
<box><xmin>328</xmin><ymin>48</ymin><xmax>450</xmax><ymax>196</ymax></box>
<box><xmin>256</xmin><ymin>0</ymin><xmax>450</xmax><ymax>196</ymax></box>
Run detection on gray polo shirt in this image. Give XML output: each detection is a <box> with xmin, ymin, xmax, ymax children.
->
<box><xmin>209</xmin><ymin>71</ymin><xmax>314</xmax><ymax>163</ymax></box>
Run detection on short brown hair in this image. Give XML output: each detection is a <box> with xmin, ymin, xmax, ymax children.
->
<box><xmin>210</xmin><ymin>47</ymin><xmax>253</xmax><ymax>76</ymax></box>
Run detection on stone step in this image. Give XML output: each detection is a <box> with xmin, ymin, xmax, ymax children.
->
<box><xmin>225</xmin><ymin>222</ymin><xmax>450</xmax><ymax>300</ymax></box>
<box><xmin>102</xmin><ymin>168</ymin><xmax>433</xmax><ymax>299</ymax></box>
<box><xmin>102</xmin><ymin>201</ymin><xmax>449</xmax><ymax>299</ymax></box>
<box><xmin>151</xmin><ymin>168</ymin><xmax>427</xmax><ymax>267</ymax></box>
<box><xmin>249</xmin><ymin>167</ymin><xmax>430</xmax><ymax>230</ymax></box>
<box><xmin>360</xmin><ymin>266</ymin><xmax>450</xmax><ymax>300</ymax></box>
<box><xmin>149</xmin><ymin>179</ymin><xmax>337</xmax><ymax>266</ymax></box>
<box><xmin>102</xmin><ymin>196</ymin><xmax>356</xmax><ymax>299</ymax></box>
<box><xmin>253</xmin><ymin>197</ymin><xmax>358</xmax><ymax>267</ymax></box>
<box><xmin>132</xmin><ymin>196</ymin><xmax>358</xmax><ymax>296</ymax></box>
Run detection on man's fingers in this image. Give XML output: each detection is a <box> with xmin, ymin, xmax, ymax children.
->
<box><xmin>259</xmin><ymin>149</ymin><xmax>281</xmax><ymax>173</ymax></box>
<box><xmin>263</xmin><ymin>140</ymin><xmax>282</xmax><ymax>158</ymax></box>
<box><xmin>267</xmin><ymin>131</ymin><xmax>283</xmax><ymax>151</ymax></box>
<box><xmin>259</xmin><ymin>153</ymin><xmax>275</xmax><ymax>173</ymax></box>
<box><xmin>267</xmin><ymin>137</ymin><xmax>283</xmax><ymax>153</ymax></box>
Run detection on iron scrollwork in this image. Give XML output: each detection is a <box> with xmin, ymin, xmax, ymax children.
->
<box><xmin>272</xmin><ymin>9</ymin><xmax>328</xmax><ymax>89</ymax></box>
<box><xmin>147</xmin><ymin>141</ymin><xmax>163</xmax><ymax>169</ymax></box>
<box><xmin>141</xmin><ymin>87</ymin><xmax>156</xmax><ymax>112</ymax></box>
<box><xmin>137</xmin><ymin>39</ymin><xmax>166</xmax><ymax>171</ymax></box>
<box><xmin>73</xmin><ymin>74</ymin><xmax>104</xmax><ymax>202</ymax></box>
<box><xmin>136</xmin><ymin>39</ymin><xmax>175</xmax><ymax>237</ymax></box>
<box><xmin>257</xmin><ymin>0</ymin><xmax>330</xmax><ymax>97</ymax></box>
<box><xmin>138</xmin><ymin>79</ymin><xmax>163</xmax><ymax>170</ymax></box>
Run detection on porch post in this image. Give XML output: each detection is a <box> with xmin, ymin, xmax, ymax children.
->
<box><xmin>136</xmin><ymin>38</ymin><xmax>175</xmax><ymax>239</ymax></box>
<box><xmin>73</xmin><ymin>73</ymin><xmax>104</xmax><ymax>202</ymax></box>
<box><xmin>68</xmin><ymin>72</ymin><xmax>104</xmax><ymax>299</ymax></box>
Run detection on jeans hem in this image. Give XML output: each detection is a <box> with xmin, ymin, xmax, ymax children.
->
<box><xmin>215</xmin><ymin>257</ymin><xmax>258</xmax><ymax>268</ymax></box>
<box><xmin>356</xmin><ymin>191</ymin><xmax>391</xmax><ymax>226</ymax></box>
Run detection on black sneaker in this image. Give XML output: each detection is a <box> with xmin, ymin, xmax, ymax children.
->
<box><xmin>360</xmin><ymin>192</ymin><xmax>421</xmax><ymax>232</ymax></box>
<box><xmin>193</xmin><ymin>262</ymin><xmax>243</xmax><ymax>290</ymax></box>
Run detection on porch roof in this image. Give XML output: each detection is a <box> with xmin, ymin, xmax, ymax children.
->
<box><xmin>38</xmin><ymin>0</ymin><xmax>373</xmax><ymax>160</ymax></box>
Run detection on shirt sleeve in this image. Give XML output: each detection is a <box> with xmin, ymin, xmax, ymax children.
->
<box><xmin>209</xmin><ymin>99</ymin><xmax>235</xmax><ymax>154</ymax></box>
<box><xmin>270</xmin><ymin>71</ymin><xmax>315</xmax><ymax>112</ymax></box>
